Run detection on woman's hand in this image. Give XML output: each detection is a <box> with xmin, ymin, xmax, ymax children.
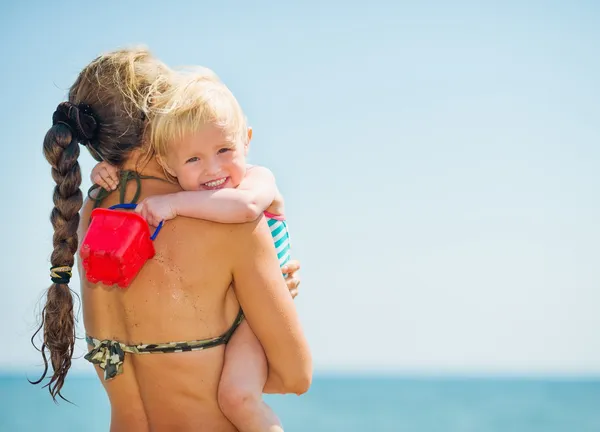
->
<box><xmin>282</xmin><ymin>260</ymin><xmax>301</xmax><ymax>299</ymax></box>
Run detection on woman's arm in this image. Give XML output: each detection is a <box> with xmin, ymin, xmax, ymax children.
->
<box><xmin>230</xmin><ymin>218</ymin><xmax>312</xmax><ymax>395</ymax></box>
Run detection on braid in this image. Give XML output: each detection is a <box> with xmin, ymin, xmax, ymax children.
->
<box><xmin>30</xmin><ymin>122</ymin><xmax>82</xmax><ymax>402</ymax></box>
<box><xmin>31</xmin><ymin>46</ymin><xmax>170</xmax><ymax>402</ymax></box>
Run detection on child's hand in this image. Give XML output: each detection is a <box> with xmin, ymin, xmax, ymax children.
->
<box><xmin>135</xmin><ymin>196</ymin><xmax>178</xmax><ymax>227</ymax></box>
<box><xmin>91</xmin><ymin>161</ymin><xmax>119</xmax><ymax>191</ymax></box>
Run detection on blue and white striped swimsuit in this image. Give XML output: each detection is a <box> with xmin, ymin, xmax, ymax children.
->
<box><xmin>264</xmin><ymin>211</ymin><xmax>291</xmax><ymax>269</ymax></box>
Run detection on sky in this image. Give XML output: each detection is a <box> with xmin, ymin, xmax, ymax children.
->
<box><xmin>0</xmin><ymin>0</ymin><xmax>599</xmax><ymax>376</ymax></box>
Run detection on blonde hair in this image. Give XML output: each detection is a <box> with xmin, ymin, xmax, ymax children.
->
<box><xmin>145</xmin><ymin>67</ymin><xmax>248</xmax><ymax>160</ymax></box>
<box><xmin>70</xmin><ymin>46</ymin><xmax>171</xmax><ymax>164</ymax></box>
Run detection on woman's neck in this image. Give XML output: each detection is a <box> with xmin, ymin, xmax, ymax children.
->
<box><xmin>121</xmin><ymin>148</ymin><xmax>168</xmax><ymax>180</ymax></box>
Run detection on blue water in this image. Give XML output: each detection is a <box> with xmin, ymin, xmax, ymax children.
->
<box><xmin>1</xmin><ymin>373</ymin><xmax>599</xmax><ymax>431</ymax></box>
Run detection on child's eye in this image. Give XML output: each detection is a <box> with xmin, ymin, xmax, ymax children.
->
<box><xmin>185</xmin><ymin>157</ymin><xmax>199</xmax><ymax>163</ymax></box>
<box><xmin>217</xmin><ymin>148</ymin><xmax>232</xmax><ymax>154</ymax></box>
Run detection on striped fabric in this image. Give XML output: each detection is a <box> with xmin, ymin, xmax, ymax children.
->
<box><xmin>266</xmin><ymin>214</ymin><xmax>291</xmax><ymax>268</ymax></box>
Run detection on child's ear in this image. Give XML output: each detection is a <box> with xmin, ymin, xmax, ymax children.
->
<box><xmin>244</xmin><ymin>127</ymin><xmax>253</xmax><ymax>155</ymax></box>
<box><xmin>156</xmin><ymin>155</ymin><xmax>177</xmax><ymax>177</ymax></box>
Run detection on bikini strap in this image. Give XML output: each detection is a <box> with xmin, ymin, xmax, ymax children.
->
<box><xmin>88</xmin><ymin>170</ymin><xmax>169</xmax><ymax>209</ymax></box>
<box><xmin>84</xmin><ymin>308</ymin><xmax>245</xmax><ymax>381</ymax></box>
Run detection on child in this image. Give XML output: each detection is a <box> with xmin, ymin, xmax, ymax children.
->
<box><xmin>90</xmin><ymin>69</ymin><xmax>292</xmax><ymax>432</ymax></box>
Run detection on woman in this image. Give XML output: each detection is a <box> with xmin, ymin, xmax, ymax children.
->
<box><xmin>33</xmin><ymin>47</ymin><xmax>311</xmax><ymax>431</ymax></box>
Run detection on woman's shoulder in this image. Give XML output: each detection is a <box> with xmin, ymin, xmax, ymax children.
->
<box><xmin>167</xmin><ymin>212</ymin><xmax>268</xmax><ymax>242</ymax></box>
<box><xmin>163</xmin><ymin>213</ymin><xmax>271</xmax><ymax>263</ymax></box>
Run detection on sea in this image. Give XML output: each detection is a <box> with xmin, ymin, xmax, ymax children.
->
<box><xmin>1</xmin><ymin>373</ymin><xmax>599</xmax><ymax>431</ymax></box>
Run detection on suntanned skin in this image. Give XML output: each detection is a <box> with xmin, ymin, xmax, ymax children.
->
<box><xmin>78</xmin><ymin>151</ymin><xmax>311</xmax><ymax>432</ymax></box>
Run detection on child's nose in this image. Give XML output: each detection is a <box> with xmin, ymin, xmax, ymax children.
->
<box><xmin>204</xmin><ymin>158</ymin><xmax>221</xmax><ymax>176</ymax></box>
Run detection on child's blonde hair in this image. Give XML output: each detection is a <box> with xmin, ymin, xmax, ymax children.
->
<box><xmin>146</xmin><ymin>67</ymin><xmax>248</xmax><ymax>160</ymax></box>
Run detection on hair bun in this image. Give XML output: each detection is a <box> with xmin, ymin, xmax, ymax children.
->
<box><xmin>52</xmin><ymin>102</ymin><xmax>98</xmax><ymax>145</ymax></box>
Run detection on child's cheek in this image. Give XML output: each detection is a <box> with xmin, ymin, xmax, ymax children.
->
<box><xmin>230</xmin><ymin>161</ymin><xmax>247</xmax><ymax>188</ymax></box>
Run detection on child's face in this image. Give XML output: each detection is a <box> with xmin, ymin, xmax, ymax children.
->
<box><xmin>160</xmin><ymin>124</ymin><xmax>251</xmax><ymax>191</ymax></box>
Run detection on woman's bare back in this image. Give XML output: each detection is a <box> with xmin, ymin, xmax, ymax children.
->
<box><xmin>78</xmin><ymin>176</ymin><xmax>242</xmax><ymax>431</ymax></box>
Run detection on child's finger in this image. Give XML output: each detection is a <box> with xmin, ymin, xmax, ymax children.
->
<box><xmin>97</xmin><ymin>172</ymin><xmax>113</xmax><ymax>190</ymax></box>
<box><xmin>140</xmin><ymin>207</ymin><xmax>151</xmax><ymax>222</ymax></box>
<box><xmin>144</xmin><ymin>209</ymin><xmax>158</xmax><ymax>227</ymax></box>
<box><xmin>146</xmin><ymin>213</ymin><xmax>159</xmax><ymax>228</ymax></box>
<box><xmin>99</xmin><ymin>167</ymin><xmax>118</xmax><ymax>190</ymax></box>
<box><xmin>134</xmin><ymin>203</ymin><xmax>146</xmax><ymax>219</ymax></box>
<box><xmin>106</xmin><ymin>168</ymin><xmax>120</xmax><ymax>185</ymax></box>
<box><xmin>92</xmin><ymin>173</ymin><xmax>112</xmax><ymax>191</ymax></box>
<box><xmin>143</xmin><ymin>206</ymin><xmax>155</xmax><ymax>220</ymax></box>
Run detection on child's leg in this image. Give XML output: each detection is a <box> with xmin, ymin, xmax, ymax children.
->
<box><xmin>218</xmin><ymin>319</ymin><xmax>283</xmax><ymax>432</ymax></box>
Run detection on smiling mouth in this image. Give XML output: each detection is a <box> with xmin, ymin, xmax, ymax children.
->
<box><xmin>202</xmin><ymin>177</ymin><xmax>228</xmax><ymax>189</ymax></box>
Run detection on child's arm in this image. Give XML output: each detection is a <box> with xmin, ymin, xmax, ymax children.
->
<box><xmin>136</xmin><ymin>166</ymin><xmax>278</xmax><ymax>226</ymax></box>
<box><xmin>175</xmin><ymin>165</ymin><xmax>278</xmax><ymax>222</ymax></box>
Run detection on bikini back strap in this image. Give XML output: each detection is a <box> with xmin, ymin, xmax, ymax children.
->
<box><xmin>88</xmin><ymin>170</ymin><xmax>169</xmax><ymax>209</ymax></box>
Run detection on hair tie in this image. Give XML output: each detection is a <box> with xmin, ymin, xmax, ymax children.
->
<box><xmin>52</xmin><ymin>102</ymin><xmax>98</xmax><ymax>146</ymax></box>
<box><xmin>54</xmin><ymin>120</ymin><xmax>76</xmax><ymax>135</ymax></box>
<box><xmin>50</xmin><ymin>266</ymin><xmax>72</xmax><ymax>284</ymax></box>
